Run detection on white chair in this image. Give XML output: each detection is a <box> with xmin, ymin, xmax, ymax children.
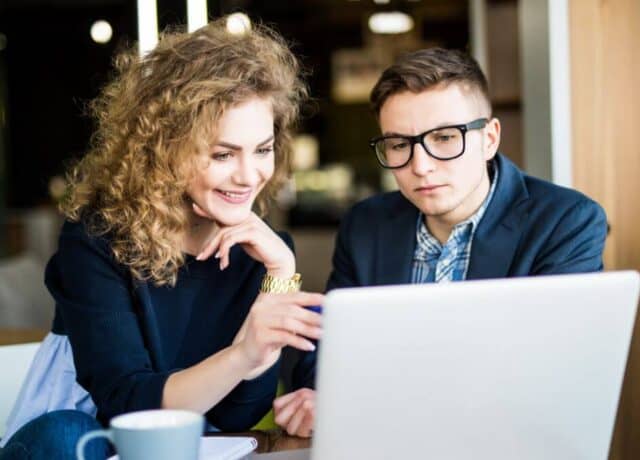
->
<box><xmin>0</xmin><ymin>342</ymin><xmax>39</xmax><ymax>441</ymax></box>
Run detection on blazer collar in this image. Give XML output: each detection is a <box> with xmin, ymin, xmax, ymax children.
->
<box><xmin>466</xmin><ymin>154</ymin><xmax>530</xmax><ymax>279</ymax></box>
<box><xmin>375</xmin><ymin>192</ymin><xmax>419</xmax><ymax>285</ymax></box>
<box><xmin>374</xmin><ymin>154</ymin><xmax>530</xmax><ymax>284</ymax></box>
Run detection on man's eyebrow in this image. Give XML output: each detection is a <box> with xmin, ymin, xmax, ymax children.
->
<box><xmin>214</xmin><ymin>135</ymin><xmax>274</xmax><ymax>150</ymax></box>
<box><xmin>381</xmin><ymin>122</ymin><xmax>465</xmax><ymax>136</ymax></box>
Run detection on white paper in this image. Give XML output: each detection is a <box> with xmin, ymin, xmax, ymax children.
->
<box><xmin>107</xmin><ymin>436</ymin><xmax>258</xmax><ymax>460</ymax></box>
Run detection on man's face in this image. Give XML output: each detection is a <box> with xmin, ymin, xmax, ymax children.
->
<box><xmin>378</xmin><ymin>84</ymin><xmax>500</xmax><ymax>224</ymax></box>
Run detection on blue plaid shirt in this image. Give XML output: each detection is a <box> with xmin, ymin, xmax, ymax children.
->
<box><xmin>411</xmin><ymin>166</ymin><xmax>498</xmax><ymax>284</ymax></box>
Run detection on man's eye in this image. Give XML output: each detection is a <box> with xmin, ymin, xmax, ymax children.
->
<box><xmin>391</xmin><ymin>141</ymin><xmax>409</xmax><ymax>150</ymax></box>
<box><xmin>430</xmin><ymin>130</ymin><xmax>460</xmax><ymax>143</ymax></box>
<box><xmin>211</xmin><ymin>152</ymin><xmax>232</xmax><ymax>161</ymax></box>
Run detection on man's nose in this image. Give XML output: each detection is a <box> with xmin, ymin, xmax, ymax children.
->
<box><xmin>410</xmin><ymin>142</ymin><xmax>437</xmax><ymax>176</ymax></box>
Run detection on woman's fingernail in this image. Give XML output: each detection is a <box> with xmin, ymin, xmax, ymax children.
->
<box><xmin>214</xmin><ymin>252</ymin><xmax>220</xmax><ymax>259</ymax></box>
<box><xmin>306</xmin><ymin>342</ymin><xmax>316</xmax><ymax>351</ymax></box>
<box><xmin>196</xmin><ymin>253</ymin><xmax>203</xmax><ymax>261</ymax></box>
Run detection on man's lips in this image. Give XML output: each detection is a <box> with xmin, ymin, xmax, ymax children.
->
<box><xmin>414</xmin><ymin>184</ymin><xmax>445</xmax><ymax>192</ymax></box>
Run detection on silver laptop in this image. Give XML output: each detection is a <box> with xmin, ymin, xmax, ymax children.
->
<box><xmin>308</xmin><ymin>271</ymin><xmax>639</xmax><ymax>460</ymax></box>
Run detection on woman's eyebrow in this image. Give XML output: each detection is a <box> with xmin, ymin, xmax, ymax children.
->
<box><xmin>214</xmin><ymin>135</ymin><xmax>274</xmax><ymax>150</ymax></box>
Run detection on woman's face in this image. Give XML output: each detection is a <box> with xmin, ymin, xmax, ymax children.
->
<box><xmin>187</xmin><ymin>97</ymin><xmax>275</xmax><ymax>227</ymax></box>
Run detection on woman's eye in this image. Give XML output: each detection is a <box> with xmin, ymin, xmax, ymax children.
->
<box><xmin>211</xmin><ymin>151</ymin><xmax>232</xmax><ymax>161</ymax></box>
<box><xmin>256</xmin><ymin>146</ymin><xmax>274</xmax><ymax>156</ymax></box>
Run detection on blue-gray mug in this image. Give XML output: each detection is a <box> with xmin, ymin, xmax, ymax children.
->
<box><xmin>76</xmin><ymin>409</ymin><xmax>204</xmax><ymax>460</ymax></box>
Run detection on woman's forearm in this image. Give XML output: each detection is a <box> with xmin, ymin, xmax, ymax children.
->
<box><xmin>161</xmin><ymin>344</ymin><xmax>254</xmax><ymax>413</ymax></box>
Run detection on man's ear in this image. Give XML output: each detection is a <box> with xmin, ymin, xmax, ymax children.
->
<box><xmin>484</xmin><ymin>117</ymin><xmax>501</xmax><ymax>160</ymax></box>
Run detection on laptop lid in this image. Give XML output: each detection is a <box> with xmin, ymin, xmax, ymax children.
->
<box><xmin>311</xmin><ymin>271</ymin><xmax>639</xmax><ymax>460</ymax></box>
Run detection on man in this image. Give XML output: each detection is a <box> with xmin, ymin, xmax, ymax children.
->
<box><xmin>273</xmin><ymin>48</ymin><xmax>607</xmax><ymax>437</ymax></box>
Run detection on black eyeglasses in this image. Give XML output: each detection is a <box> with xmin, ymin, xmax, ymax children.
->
<box><xmin>369</xmin><ymin>118</ymin><xmax>489</xmax><ymax>169</ymax></box>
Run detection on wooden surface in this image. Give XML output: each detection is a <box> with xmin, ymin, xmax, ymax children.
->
<box><xmin>208</xmin><ymin>430</ymin><xmax>310</xmax><ymax>454</ymax></box>
<box><xmin>0</xmin><ymin>328</ymin><xmax>47</xmax><ymax>345</ymax></box>
<box><xmin>569</xmin><ymin>1</ymin><xmax>640</xmax><ymax>458</ymax></box>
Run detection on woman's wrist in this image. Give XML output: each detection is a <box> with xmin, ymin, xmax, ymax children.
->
<box><xmin>244</xmin><ymin>350</ymin><xmax>281</xmax><ymax>381</ymax></box>
<box><xmin>265</xmin><ymin>254</ymin><xmax>296</xmax><ymax>279</ymax></box>
<box><xmin>228</xmin><ymin>342</ymin><xmax>260</xmax><ymax>375</ymax></box>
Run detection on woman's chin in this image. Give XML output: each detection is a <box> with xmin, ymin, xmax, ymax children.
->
<box><xmin>213</xmin><ymin>209</ymin><xmax>253</xmax><ymax>227</ymax></box>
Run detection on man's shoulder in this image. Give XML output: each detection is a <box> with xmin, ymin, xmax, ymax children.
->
<box><xmin>496</xmin><ymin>154</ymin><xmax>602</xmax><ymax>214</ymax></box>
<box><xmin>522</xmin><ymin>174</ymin><xmax>602</xmax><ymax>214</ymax></box>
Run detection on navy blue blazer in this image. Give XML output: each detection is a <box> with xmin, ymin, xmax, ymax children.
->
<box><xmin>327</xmin><ymin>153</ymin><xmax>607</xmax><ymax>290</ymax></box>
<box><xmin>292</xmin><ymin>154</ymin><xmax>607</xmax><ymax>389</ymax></box>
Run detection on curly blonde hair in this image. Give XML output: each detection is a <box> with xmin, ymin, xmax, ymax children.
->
<box><xmin>61</xmin><ymin>17</ymin><xmax>308</xmax><ymax>286</ymax></box>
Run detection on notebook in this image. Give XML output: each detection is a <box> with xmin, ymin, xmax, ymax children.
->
<box><xmin>108</xmin><ymin>435</ymin><xmax>257</xmax><ymax>460</ymax></box>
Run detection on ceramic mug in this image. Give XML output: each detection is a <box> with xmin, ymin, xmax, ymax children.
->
<box><xmin>76</xmin><ymin>409</ymin><xmax>204</xmax><ymax>460</ymax></box>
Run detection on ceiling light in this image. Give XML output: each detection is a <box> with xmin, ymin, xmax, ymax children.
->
<box><xmin>368</xmin><ymin>11</ymin><xmax>414</xmax><ymax>34</ymax></box>
<box><xmin>373</xmin><ymin>0</ymin><xmax>391</xmax><ymax>4</ymax></box>
<box><xmin>137</xmin><ymin>0</ymin><xmax>158</xmax><ymax>56</ymax></box>
<box><xmin>90</xmin><ymin>20</ymin><xmax>113</xmax><ymax>44</ymax></box>
<box><xmin>187</xmin><ymin>0</ymin><xmax>208</xmax><ymax>32</ymax></box>
<box><xmin>226</xmin><ymin>13</ymin><xmax>251</xmax><ymax>35</ymax></box>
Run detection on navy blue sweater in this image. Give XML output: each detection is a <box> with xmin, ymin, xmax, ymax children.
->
<box><xmin>47</xmin><ymin>220</ymin><xmax>289</xmax><ymax>430</ymax></box>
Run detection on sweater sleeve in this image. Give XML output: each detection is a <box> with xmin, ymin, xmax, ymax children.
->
<box><xmin>46</xmin><ymin>223</ymin><xmax>176</xmax><ymax>425</ymax></box>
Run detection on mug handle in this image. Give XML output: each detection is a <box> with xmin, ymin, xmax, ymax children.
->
<box><xmin>76</xmin><ymin>429</ymin><xmax>113</xmax><ymax>460</ymax></box>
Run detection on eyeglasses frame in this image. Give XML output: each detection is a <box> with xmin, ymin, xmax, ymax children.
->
<box><xmin>369</xmin><ymin>117</ymin><xmax>489</xmax><ymax>169</ymax></box>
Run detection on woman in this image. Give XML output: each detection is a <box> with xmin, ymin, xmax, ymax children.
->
<box><xmin>0</xmin><ymin>17</ymin><xmax>322</xmax><ymax>459</ymax></box>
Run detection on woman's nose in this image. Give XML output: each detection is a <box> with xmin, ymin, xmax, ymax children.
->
<box><xmin>233</xmin><ymin>157</ymin><xmax>260</xmax><ymax>185</ymax></box>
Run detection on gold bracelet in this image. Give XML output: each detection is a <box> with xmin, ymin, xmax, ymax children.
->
<box><xmin>260</xmin><ymin>273</ymin><xmax>302</xmax><ymax>294</ymax></box>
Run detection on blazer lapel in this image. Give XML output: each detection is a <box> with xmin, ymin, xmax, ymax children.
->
<box><xmin>375</xmin><ymin>193</ymin><xmax>419</xmax><ymax>285</ymax></box>
<box><xmin>467</xmin><ymin>154</ymin><xmax>530</xmax><ymax>280</ymax></box>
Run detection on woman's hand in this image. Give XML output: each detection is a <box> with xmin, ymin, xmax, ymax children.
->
<box><xmin>193</xmin><ymin>204</ymin><xmax>295</xmax><ymax>278</ymax></box>
<box><xmin>234</xmin><ymin>292</ymin><xmax>323</xmax><ymax>373</ymax></box>
<box><xmin>273</xmin><ymin>388</ymin><xmax>316</xmax><ymax>438</ymax></box>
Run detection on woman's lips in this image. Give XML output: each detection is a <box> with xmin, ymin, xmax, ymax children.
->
<box><xmin>214</xmin><ymin>189</ymin><xmax>252</xmax><ymax>204</ymax></box>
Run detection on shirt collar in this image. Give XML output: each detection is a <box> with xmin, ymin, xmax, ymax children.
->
<box><xmin>415</xmin><ymin>161</ymin><xmax>499</xmax><ymax>253</ymax></box>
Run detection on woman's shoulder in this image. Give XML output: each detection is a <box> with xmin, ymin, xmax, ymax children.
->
<box><xmin>54</xmin><ymin>219</ymin><xmax>127</xmax><ymax>277</ymax></box>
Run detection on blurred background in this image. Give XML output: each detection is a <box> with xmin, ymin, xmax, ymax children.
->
<box><xmin>0</xmin><ymin>0</ymin><xmax>639</xmax><ymax>457</ymax></box>
<box><xmin>0</xmin><ymin>0</ymin><xmax>524</xmax><ymax>307</ymax></box>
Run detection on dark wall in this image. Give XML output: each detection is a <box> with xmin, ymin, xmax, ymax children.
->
<box><xmin>0</xmin><ymin>2</ymin><xmax>134</xmax><ymax>207</ymax></box>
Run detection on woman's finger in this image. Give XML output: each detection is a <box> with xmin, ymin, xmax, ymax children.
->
<box><xmin>286</xmin><ymin>403</ymin><xmax>308</xmax><ymax>437</ymax></box>
<box><xmin>278</xmin><ymin>291</ymin><xmax>326</xmax><ymax>307</ymax></box>
<box><xmin>273</xmin><ymin>390</ymin><xmax>302</xmax><ymax>410</ymax></box>
<box><xmin>274</xmin><ymin>316</ymin><xmax>322</xmax><ymax>340</ymax></box>
<box><xmin>260</xmin><ymin>302</ymin><xmax>322</xmax><ymax>328</ymax></box>
<box><xmin>196</xmin><ymin>228</ymin><xmax>226</xmax><ymax>261</ymax></box>
<box><xmin>262</xmin><ymin>329</ymin><xmax>315</xmax><ymax>353</ymax></box>
<box><xmin>216</xmin><ymin>228</ymin><xmax>259</xmax><ymax>270</ymax></box>
<box><xmin>298</xmin><ymin>400</ymin><xmax>315</xmax><ymax>437</ymax></box>
<box><xmin>257</xmin><ymin>307</ymin><xmax>321</xmax><ymax>337</ymax></box>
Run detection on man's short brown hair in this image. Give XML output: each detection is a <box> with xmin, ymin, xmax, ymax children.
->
<box><xmin>370</xmin><ymin>48</ymin><xmax>491</xmax><ymax>117</ymax></box>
